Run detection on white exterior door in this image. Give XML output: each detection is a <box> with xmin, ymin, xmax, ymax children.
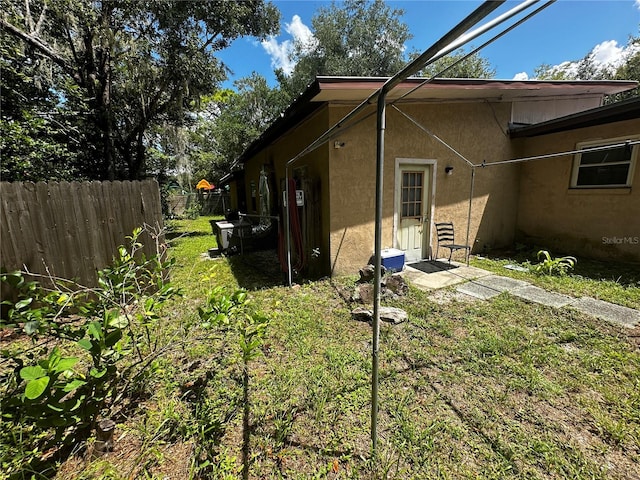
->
<box><xmin>396</xmin><ymin>164</ymin><xmax>431</xmax><ymax>263</ymax></box>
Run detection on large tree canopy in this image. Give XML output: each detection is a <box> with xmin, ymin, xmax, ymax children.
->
<box><xmin>1</xmin><ymin>0</ymin><xmax>279</xmax><ymax>180</ymax></box>
<box><xmin>277</xmin><ymin>0</ymin><xmax>412</xmax><ymax>99</ymax></box>
<box><xmin>417</xmin><ymin>48</ymin><xmax>496</xmax><ymax>79</ymax></box>
<box><xmin>192</xmin><ymin>0</ymin><xmax>413</xmax><ymax>183</ymax></box>
<box><xmin>1</xmin><ymin>28</ymin><xmax>82</xmax><ymax>181</ymax></box>
<box><xmin>200</xmin><ymin>0</ymin><xmax>496</xmax><ymax>184</ymax></box>
<box><xmin>190</xmin><ymin>73</ymin><xmax>288</xmax><ymax>184</ymax></box>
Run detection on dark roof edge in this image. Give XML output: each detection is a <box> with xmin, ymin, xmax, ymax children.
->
<box><xmin>509</xmin><ymin>94</ymin><xmax>640</xmax><ymax>138</ymax></box>
<box><xmin>316</xmin><ymin>76</ymin><xmax>638</xmax><ymax>88</ymax></box>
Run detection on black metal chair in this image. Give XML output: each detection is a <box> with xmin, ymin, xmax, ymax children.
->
<box><xmin>434</xmin><ymin>222</ymin><xmax>470</xmax><ymax>263</ymax></box>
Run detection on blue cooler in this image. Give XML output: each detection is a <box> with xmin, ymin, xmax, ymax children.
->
<box><xmin>381</xmin><ymin>248</ymin><xmax>405</xmax><ymax>272</ymax></box>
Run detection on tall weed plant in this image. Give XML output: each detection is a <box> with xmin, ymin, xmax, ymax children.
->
<box><xmin>531</xmin><ymin>250</ymin><xmax>577</xmax><ymax>276</ymax></box>
<box><xmin>0</xmin><ymin>227</ymin><xmax>180</xmax><ymax>476</ymax></box>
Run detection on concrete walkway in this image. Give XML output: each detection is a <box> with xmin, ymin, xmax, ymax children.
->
<box><xmin>403</xmin><ymin>260</ymin><xmax>640</xmax><ymax>329</ymax></box>
<box><xmin>402</xmin><ymin>259</ymin><xmax>492</xmax><ymax>290</ymax></box>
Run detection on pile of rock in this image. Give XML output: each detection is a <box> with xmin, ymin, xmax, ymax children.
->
<box><xmin>346</xmin><ymin>264</ymin><xmax>409</xmax><ymax>325</ymax></box>
<box><xmin>351</xmin><ymin>264</ymin><xmax>409</xmax><ymax>304</ymax></box>
<box><xmin>351</xmin><ymin>305</ymin><xmax>407</xmax><ymax>325</ymax></box>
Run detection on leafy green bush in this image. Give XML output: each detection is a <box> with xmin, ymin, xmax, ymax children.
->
<box><xmin>531</xmin><ymin>250</ymin><xmax>577</xmax><ymax>276</ymax></box>
<box><xmin>184</xmin><ymin>203</ymin><xmax>202</xmax><ymax>220</ymax></box>
<box><xmin>197</xmin><ymin>287</ymin><xmax>269</xmax><ymax>363</ymax></box>
<box><xmin>0</xmin><ymin>227</ymin><xmax>180</xmax><ymax>476</ymax></box>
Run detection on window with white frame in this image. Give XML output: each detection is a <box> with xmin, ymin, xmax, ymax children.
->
<box><xmin>571</xmin><ymin>136</ymin><xmax>638</xmax><ymax>188</ymax></box>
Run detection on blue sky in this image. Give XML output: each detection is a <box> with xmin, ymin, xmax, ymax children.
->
<box><xmin>217</xmin><ymin>0</ymin><xmax>640</xmax><ymax>88</ymax></box>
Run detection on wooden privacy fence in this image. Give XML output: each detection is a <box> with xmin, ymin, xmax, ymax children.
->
<box><xmin>0</xmin><ymin>180</ymin><xmax>164</xmax><ymax>293</ymax></box>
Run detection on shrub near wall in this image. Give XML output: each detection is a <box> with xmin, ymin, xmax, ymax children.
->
<box><xmin>0</xmin><ymin>180</ymin><xmax>164</xmax><ymax>294</ymax></box>
<box><xmin>166</xmin><ymin>192</ymin><xmax>231</xmax><ymax>217</ymax></box>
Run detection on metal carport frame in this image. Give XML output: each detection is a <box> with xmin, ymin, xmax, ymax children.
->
<box><xmin>276</xmin><ymin>0</ymin><xmax>562</xmax><ymax>458</ymax></box>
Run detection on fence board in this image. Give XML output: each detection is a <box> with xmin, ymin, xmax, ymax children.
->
<box><xmin>77</xmin><ymin>182</ymin><xmax>98</xmax><ymax>271</ymax></box>
<box><xmin>70</xmin><ymin>182</ymin><xmax>91</xmax><ymax>282</ymax></box>
<box><xmin>0</xmin><ymin>180</ymin><xmax>163</xmax><ymax>294</ymax></box>
<box><xmin>49</xmin><ymin>181</ymin><xmax>72</xmax><ymax>280</ymax></box>
<box><xmin>15</xmin><ymin>183</ymin><xmax>36</xmax><ymax>271</ymax></box>
<box><xmin>102</xmin><ymin>181</ymin><xmax>122</xmax><ymax>263</ymax></box>
<box><xmin>33</xmin><ymin>182</ymin><xmax>53</xmax><ymax>272</ymax></box>
<box><xmin>1</xmin><ymin>184</ymin><xmax>23</xmax><ymax>270</ymax></box>
<box><xmin>86</xmin><ymin>181</ymin><xmax>109</xmax><ymax>269</ymax></box>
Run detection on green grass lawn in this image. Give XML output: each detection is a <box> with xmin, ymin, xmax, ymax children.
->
<box><xmin>470</xmin><ymin>249</ymin><xmax>640</xmax><ymax>310</ymax></box>
<box><xmin>53</xmin><ymin>219</ymin><xmax>640</xmax><ymax>479</ymax></box>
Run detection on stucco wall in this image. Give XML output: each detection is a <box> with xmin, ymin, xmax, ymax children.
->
<box><xmin>515</xmin><ymin>119</ymin><xmax>640</xmax><ymax>262</ymax></box>
<box><xmin>241</xmin><ymin>106</ymin><xmax>332</xmax><ymax>277</ymax></box>
<box><xmin>328</xmin><ymin>101</ymin><xmax>518</xmax><ymax>276</ymax></box>
<box><xmin>238</xmin><ymin>94</ymin><xmax>639</xmax><ymax>278</ymax></box>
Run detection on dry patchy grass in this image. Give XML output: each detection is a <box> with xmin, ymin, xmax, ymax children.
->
<box><xmin>6</xmin><ymin>218</ymin><xmax>638</xmax><ymax>479</ymax></box>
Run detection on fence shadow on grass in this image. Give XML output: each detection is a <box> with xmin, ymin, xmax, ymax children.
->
<box><xmin>165</xmin><ymin>230</ymin><xmax>211</xmax><ymax>240</ymax></box>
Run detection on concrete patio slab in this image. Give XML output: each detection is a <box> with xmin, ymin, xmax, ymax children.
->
<box><xmin>456</xmin><ymin>281</ymin><xmax>503</xmax><ymax>300</ymax></box>
<box><xmin>474</xmin><ymin>275</ymin><xmax>530</xmax><ymax>292</ymax></box>
<box><xmin>510</xmin><ymin>285</ymin><xmax>575</xmax><ymax>308</ymax></box>
<box><xmin>403</xmin><ymin>262</ymin><xmax>492</xmax><ymax>290</ymax></box>
<box><xmin>569</xmin><ymin>297</ymin><xmax>640</xmax><ymax>329</ymax></box>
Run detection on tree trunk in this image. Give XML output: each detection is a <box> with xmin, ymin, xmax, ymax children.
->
<box><xmin>99</xmin><ymin>2</ymin><xmax>116</xmax><ymax>180</ymax></box>
<box><xmin>133</xmin><ymin>129</ymin><xmax>146</xmax><ymax>180</ymax></box>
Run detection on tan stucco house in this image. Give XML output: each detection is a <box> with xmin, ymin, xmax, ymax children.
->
<box><xmin>224</xmin><ymin>77</ymin><xmax>639</xmax><ymax>277</ymax></box>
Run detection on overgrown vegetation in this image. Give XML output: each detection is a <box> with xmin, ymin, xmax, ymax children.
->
<box><xmin>531</xmin><ymin>249</ymin><xmax>577</xmax><ymax>276</ymax></box>
<box><xmin>0</xmin><ymin>227</ymin><xmax>180</xmax><ymax>476</ymax></box>
<box><xmin>2</xmin><ymin>220</ymin><xmax>639</xmax><ymax>479</ymax></box>
<box><xmin>1</xmin><ymin>0</ymin><xmax>279</xmax><ymax>181</ymax></box>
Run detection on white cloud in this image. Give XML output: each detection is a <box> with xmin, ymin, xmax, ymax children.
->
<box><xmin>261</xmin><ymin>37</ymin><xmax>295</xmax><ymax>75</ymax></box>
<box><xmin>636</xmin><ymin>0</ymin><xmax>640</xmax><ymax>10</ymax></box>
<box><xmin>591</xmin><ymin>40</ymin><xmax>625</xmax><ymax>69</ymax></box>
<box><xmin>513</xmin><ymin>72</ymin><xmax>529</xmax><ymax>81</ymax></box>
<box><xmin>529</xmin><ymin>39</ymin><xmax>636</xmax><ymax>79</ymax></box>
<box><xmin>286</xmin><ymin>15</ymin><xmax>315</xmax><ymax>51</ymax></box>
<box><xmin>261</xmin><ymin>15</ymin><xmax>315</xmax><ymax>76</ymax></box>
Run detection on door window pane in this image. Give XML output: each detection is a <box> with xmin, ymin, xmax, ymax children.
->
<box><xmin>401</xmin><ymin>171</ymin><xmax>423</xmax><ymax>219</ymax></box>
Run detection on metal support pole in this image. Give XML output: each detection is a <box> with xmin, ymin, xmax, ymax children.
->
<box><xmin>465</xmin><ymin>168</ymin><xmax>476</xmax><ymax>266</ymax></box>
<box><xmin>368</xmin><ymin>0</ymin><xmax>510</xmax><ymax>461</ymax></box>
<box><xmin>285</xmin><ymin>166</ymin><xmax>292</xmax><ymax>286</ymax></box>
<box><xmin>371</xmin><ymin>90</ymin><xmax>387</xmax><ymax>458</ymax></box>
